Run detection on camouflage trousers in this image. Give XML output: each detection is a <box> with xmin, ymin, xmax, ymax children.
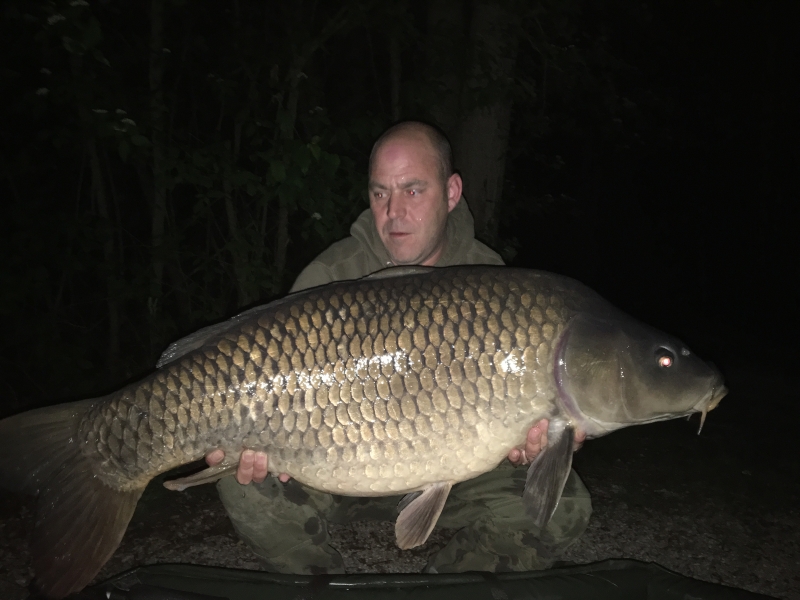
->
<box><xmin>217</xmin><ymin>463</ymin><xmax>592</xmax><ymax>574</ymax></box>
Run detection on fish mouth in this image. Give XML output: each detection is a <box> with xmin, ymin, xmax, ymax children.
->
<box><xmin>556</xmin><ymin>379</ymin><xmax>729</xmax><ymax>438</ymax></box>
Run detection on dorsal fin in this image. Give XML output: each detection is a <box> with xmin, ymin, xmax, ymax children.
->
<box><xmin>159</xmin><ymin>267</ymin><xmax>433</xmax><ymax>367</ymax></box>
<box><xmin>156</xmin><ymin>315</ymin><xmax>255</xmax><ymax>368</ymax></box>
<box><xmin>156</xmin><ymin>296</ymin><xmax>293</xmax><ymax>368</ymax></box>
<box><xmin>363</xmin><ymin>266</ymin><xmax>435</xmax><ymax>280</ymax></box>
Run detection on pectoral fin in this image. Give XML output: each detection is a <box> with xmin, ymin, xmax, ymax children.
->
<box><xmin>163</xmin><ymin>463</ymin><xmax>238</xmax><ymax>491</ymax></box>
<box><xmin>395</xmin><ymin>481</ymin><xmax>451</xmax><ymax>549</ymax></box>
<box><xmin>523</xmin><ymin>425</ymin><xmax>574</xmax><ymax>529</ymax></box>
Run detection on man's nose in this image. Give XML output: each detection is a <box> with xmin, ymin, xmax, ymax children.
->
<box><xmin>386</xmin><ymin>193</ymin><xmax>405</xmax><ymax>219</ymax></box>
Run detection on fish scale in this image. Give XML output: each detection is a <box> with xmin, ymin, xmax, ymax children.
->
<box><xmin>0</xmin><ymin>265</ymin><xmax>726</xmax><ymax>599</ymax></box>
<box><xmin>80</xmin><ymin>268</ymin><xmax>567</xmax><ymax>495</ymax></box>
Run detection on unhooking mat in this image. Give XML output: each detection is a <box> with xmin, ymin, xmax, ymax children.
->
<box><xmin>71</xmin><ymin>559</ymin><xmax>774</xmax><ymax>600</ymax></box>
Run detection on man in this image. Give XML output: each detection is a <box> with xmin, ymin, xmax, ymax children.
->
<box><xmin>207</xmin><ymin>121</ymin><xmax>591</xmax><ymax>574</ymax></box>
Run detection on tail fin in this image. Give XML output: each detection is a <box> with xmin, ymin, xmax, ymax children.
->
<box><xmin>0</xmin><ymin>400</ymin><xmax>144</xmax><ymax>599</ymax></box>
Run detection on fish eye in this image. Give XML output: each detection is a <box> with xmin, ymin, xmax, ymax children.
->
<box><xmin>656</xmin><ymin>348</ymin><xmax>675</xmax><ymax>368</ymax></box>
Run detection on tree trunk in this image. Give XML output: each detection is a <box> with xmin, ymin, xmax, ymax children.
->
<box><xmin>272</xmin><ymin>5</ymin><xmax>353</xmax><ymax>285</ymax></box>
<box><xmin>424</xmin><ymin>1</ymin><xmax>519</xmax><ymax>245</ymax></box>
<box><xmin>456</xmin><ymin>104</ymin><xmax>512</xmax><ymax>243</ymax></box>
<box><xmin>69</xmin><ymin>53</ymin><xmax>122</xmax><ymax>381</ymax></box>
<box><xmin>453</xmin><ymin>1</ymin><xmax>518</xmax><ymax>245</ymax></box>
<box><xmin>425</xmin><ymin>0</ymin><xmax>467</xmax><ymax>134</ymax></box>
<box><xmin>87</xmin><ymin>141</ymin><xmax>121</xmax><ymax>378</ymax></box>
<box><xmin>224</xmin><ymin>122</ymin><xmax>255</xmax><ymax>307</ymax></box>
<box><xmin>273</xmin><ymin>61</ymin><xmax>304</xmax><ymax>282</ymax></box>
<box><xmin>148</xmin><ymin>0</ymin><xmax>168</xmax><ymax>354</ymax></box>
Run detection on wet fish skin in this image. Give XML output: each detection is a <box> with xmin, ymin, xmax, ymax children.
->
<box><xmin>82</xmin><ymin>267</ymin><xmax>573</xmax><ymax>495</ymax></box>
<box><xmin>0</xmin><ymin>266</ymin><xmax>725</xmax><ymax>598</ymax></box>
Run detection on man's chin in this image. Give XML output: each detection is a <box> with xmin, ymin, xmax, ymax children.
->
<box><xmin>385</xmin><ymin>244</ymin><xmax>417</xmax><ymax>266</ymax></box>
<box><xmin>389</xmin><ymin>256</ymin><xmax>419</xmax><ymax>267</ymax></box>
<box><xmin>385</xmin><ymin>242</ymin><xmax>440</xmax><ymax>267</ymax></box>
<box><xmin>387</xmin><ymin>251</ymin><xmax>424</xmax><ymax>266</ymax></box>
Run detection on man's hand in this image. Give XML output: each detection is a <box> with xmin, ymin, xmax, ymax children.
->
<box><xmin>205</xmin><ymin>449</ymin><xmax>290</xmax><ymax>485</ymax></box>
<box><xmin>507</xmin><ymin>419</ymin><xmax>586</xmax><ymax>466</ymax></box>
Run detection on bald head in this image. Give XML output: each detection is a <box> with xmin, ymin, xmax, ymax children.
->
<box><xmin>369</xmin><ymin>121</ymin><xmax>453</xmax><ymax>185</ymax></box>
<box><xmin>367</xmin><ymin>120</ymin><xmax>462</xmax><ymax>266</ymax></box>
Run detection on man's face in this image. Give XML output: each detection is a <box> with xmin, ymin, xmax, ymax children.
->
<box><xmin>368</xmin><ymin>134</ymin><xmax>462</xmax><ymax>266</ymax></box>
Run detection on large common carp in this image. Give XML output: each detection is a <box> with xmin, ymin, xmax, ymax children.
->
<box><xmin>0</xmin><ymin>266</ymin><xmax>725</xmax><ymax>598</ymax></box>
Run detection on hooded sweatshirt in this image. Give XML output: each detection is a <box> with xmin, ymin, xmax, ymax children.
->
<box><xmin>290</xmin><ymin>199</ymin><xmax>504</xmax><ymax>293</ymax></box>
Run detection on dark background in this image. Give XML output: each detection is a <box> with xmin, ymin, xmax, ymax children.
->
<box><xmin>1</xmin><ymin>0</ymin><xmax>797</xmax><ymax>415</ymax></box>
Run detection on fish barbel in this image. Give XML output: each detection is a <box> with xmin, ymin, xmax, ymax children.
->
<box><xmin>0</xmin><ymin>266</ymin><xmax>726</xmax><ymax>598</ymax></box>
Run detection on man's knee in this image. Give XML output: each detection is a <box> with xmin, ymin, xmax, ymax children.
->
<box><xmin>427</xmin><ymin>469</ymin><xmax>592</xmax><ymax>573</ymax></box>
<box><xmin>216</xmin><ymin>475</ymin><xmax>344</xmax><ymax>574</ymax></box>
<box><xmin>426</xmin><ymin>519</ymin><xmax>555</xmax><ymax>573</ymax></box>
<box><xmin>541</xmin><ymin>470</ymin><xmax>592</xmax><ymax>550</ymax></box>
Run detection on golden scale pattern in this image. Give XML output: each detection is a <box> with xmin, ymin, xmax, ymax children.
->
<box><xmin>81</xmin><ymin>268</ymin><xmax>577</xmax><ymax>494</ymax></box>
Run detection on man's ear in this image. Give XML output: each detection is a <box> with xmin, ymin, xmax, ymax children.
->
<box><xmin>446</xmin><ymin>173</ymin><xmax>462</xmax><ymax>212</ymax></box>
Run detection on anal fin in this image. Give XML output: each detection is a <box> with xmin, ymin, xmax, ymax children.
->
<box><xmin>163</xmin><ymin>463</ymin><xmax>238</xmax><ymax>491</ymax></box>
<box><xmin>523</xmin><ymin>424</ymin><xmax>574</xmax><ymax>529</ymax></box>
<box><xmin>395</xmin><ymin>481</ymin><xmax>451</xmax><ymax>549</ymax></box>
